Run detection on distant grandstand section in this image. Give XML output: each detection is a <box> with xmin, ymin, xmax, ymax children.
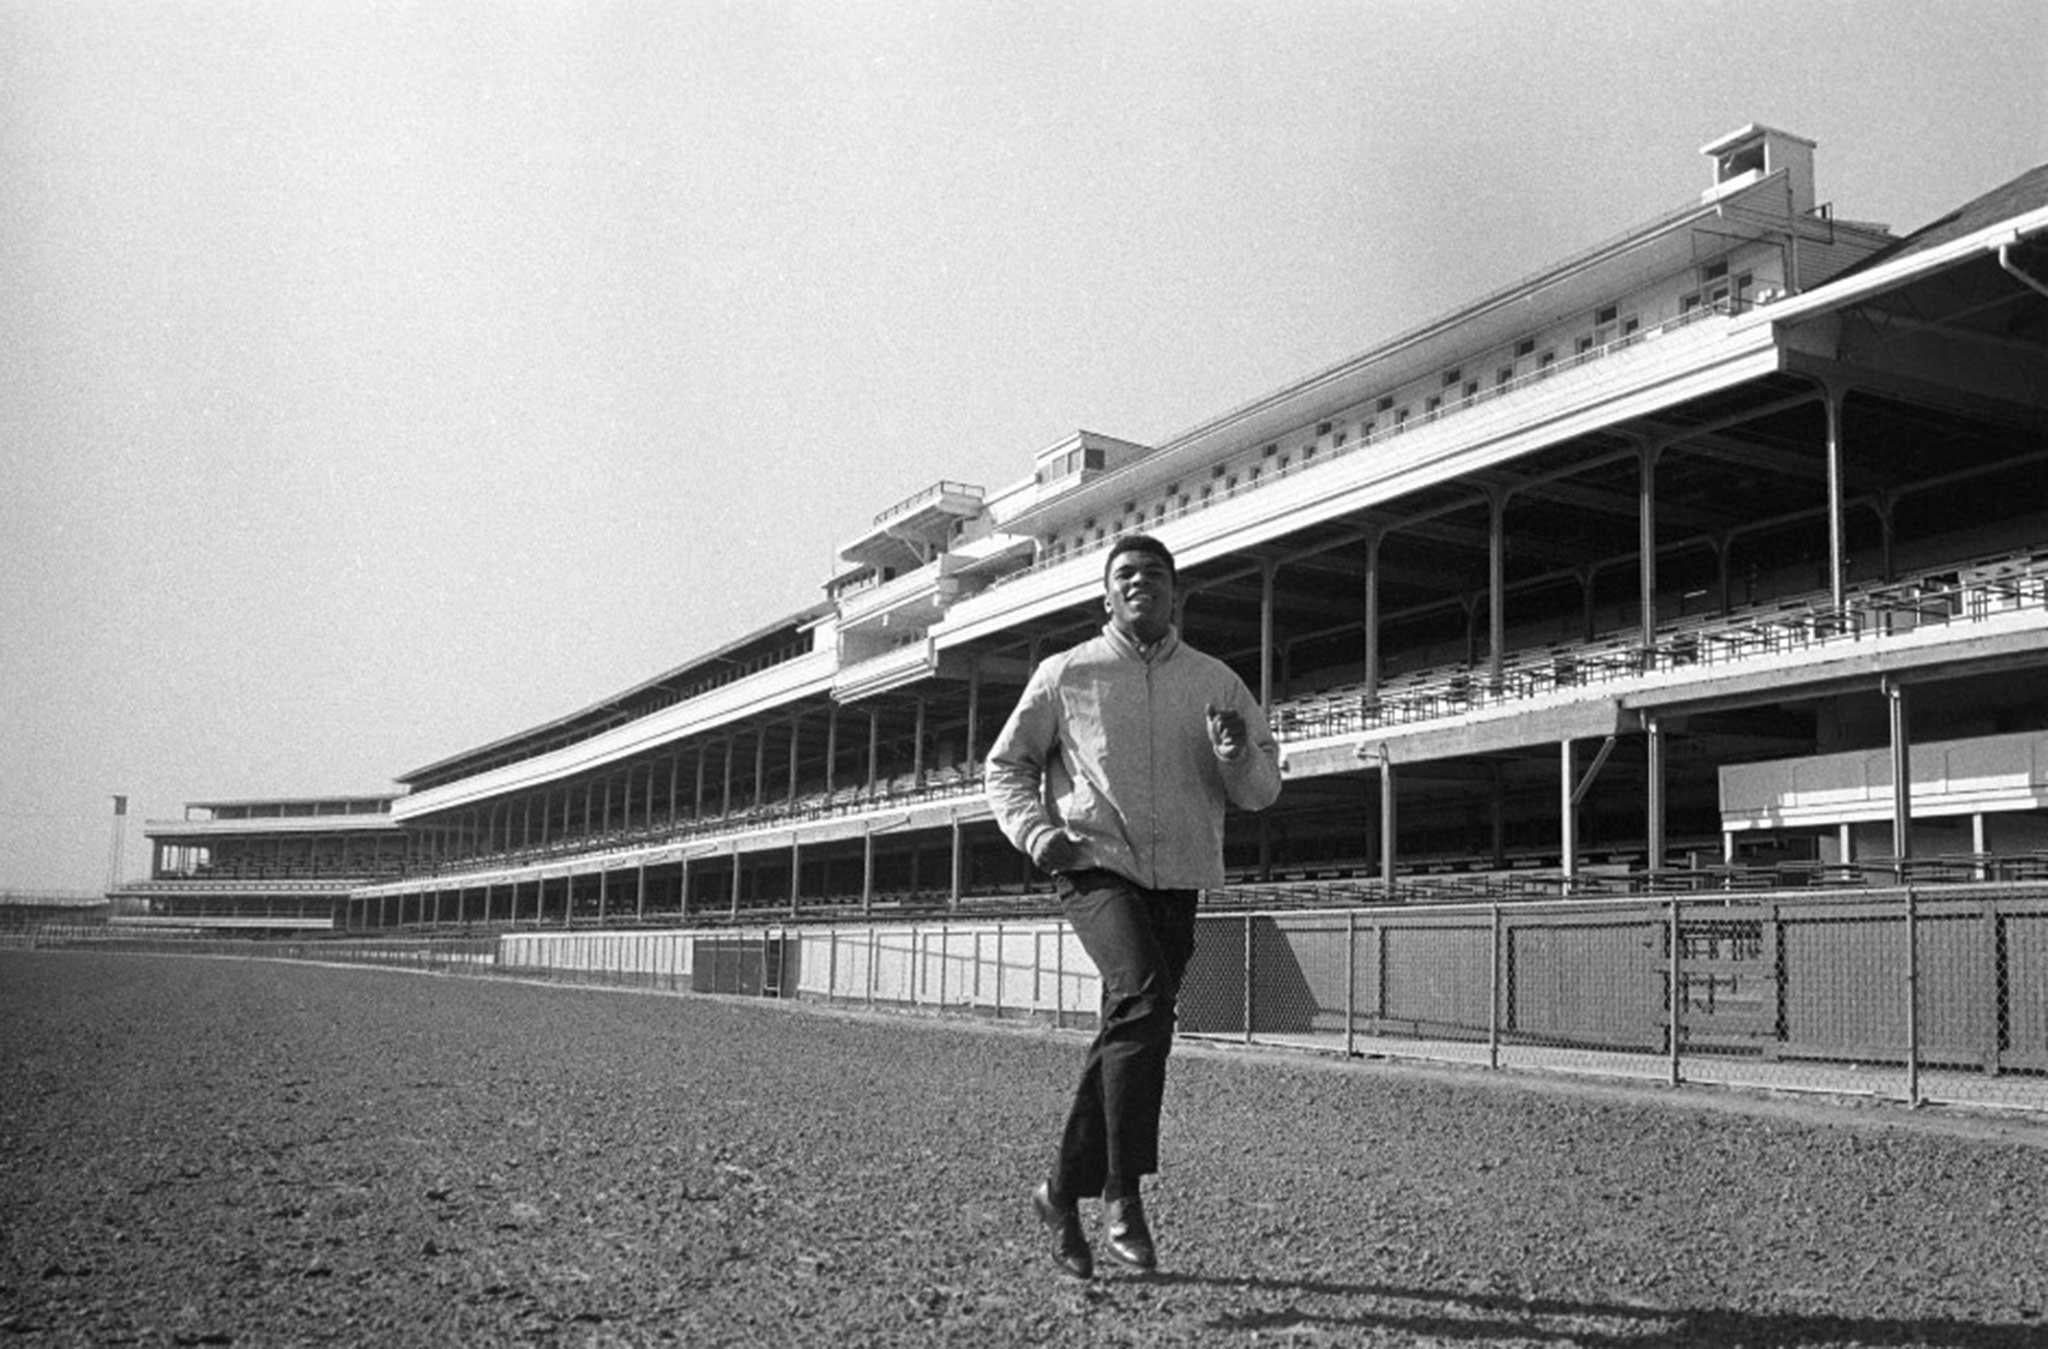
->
<box><xmin>110</xmin><ymin>796</ymin><xmax>407</xmax><ymax>932</ymax></box>
<box><xmin>139</xmin><ymin>124</ymin><xmax>2048</xmax><ymax>936</ymax></box>
<box><xmin>0</xmin><ymin>889</ymin><xmax>110</xmax><ymax>930</ymax></box>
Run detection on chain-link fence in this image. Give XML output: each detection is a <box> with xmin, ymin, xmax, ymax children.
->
<box><xmin>1177</xmin><ymin>887</ymin><xmax>2048</xmax><ymax>1111</ymax></box>
<box><xmin>15</xmin><ymin>888</ymin><xmax>2046</xmax><ymax>1112</ymax></box>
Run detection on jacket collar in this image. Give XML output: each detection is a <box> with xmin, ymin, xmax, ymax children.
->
<box><xmin>1101</xmin><ymin>622</ymin><xmax>1180</xmax><ymax>665</ymax></box>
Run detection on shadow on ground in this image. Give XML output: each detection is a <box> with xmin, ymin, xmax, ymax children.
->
<box><xmin>1151</xmin><ymin>1270</ymin><xmax>2042</xmax><ymax>1347</ymax></box>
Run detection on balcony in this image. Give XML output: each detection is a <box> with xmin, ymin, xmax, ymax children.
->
<box><xmin>834</xmin><ymin>635</ymin><xmax>938</xmax><ymax>701</ymax></box>
<box><xmin>838</xmin><ymin>481</ymin><xmax>985</xmax><ymax>572</ymax></box>
<box><xmin>835</xmin><ymin>555</ymin><xmax>967</xmax><ymax>635</ymax></box>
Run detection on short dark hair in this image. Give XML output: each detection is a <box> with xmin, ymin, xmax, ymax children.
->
<box><xmin>1103</xmin><ymin>533</ymin><xmax>1176</xmax><ymax>584</ymax></box>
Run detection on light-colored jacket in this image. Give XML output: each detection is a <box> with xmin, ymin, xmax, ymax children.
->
<box><xmin>984</xmin><ymin>624</ymin><xmax>1282</xmax><ymax>891</ymax></box>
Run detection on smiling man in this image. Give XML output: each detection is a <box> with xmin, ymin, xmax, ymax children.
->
<box><xmin>985</xmin><ymin>534</ymin><xmax>1282</xmax><ymax>1279</ymax></box>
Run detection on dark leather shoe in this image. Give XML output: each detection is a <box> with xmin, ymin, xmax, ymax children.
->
<box><xmin>1103</xmin><ymin>1195</ymin><xmax>1156</xmax><ymax>1271</ymax></box>
<box><xmin>1033</xmin><ymin>1182</ymin><xmax>1093</xmax><ymax>1279</ymax></box>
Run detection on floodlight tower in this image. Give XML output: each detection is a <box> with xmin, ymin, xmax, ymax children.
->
<box><xmin>106</xmin><ymin>794</ymin><xmax>128</xmax><ymax>893</ymax></box>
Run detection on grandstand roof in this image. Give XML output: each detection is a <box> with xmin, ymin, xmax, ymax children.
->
<box><xmin>397</xmin><ymin>601</ymin><xmax>833</xmax><ymax>786</ymax></box>
<box><xmin>1134</xmin><ymin>164</ymin><xmax>1894</xmax><ymax>473</ymax></box>
<box><xmin>1848</xmin><ymin>161</ymin><xmax>2048</xmax><ymax>272</ymax></box>
<box><xmin>182</xmin><ymin>794</ymin><xmax>397</xmax><ymax>814</ymax></box>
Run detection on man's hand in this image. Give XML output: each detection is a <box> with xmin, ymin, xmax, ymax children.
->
<box><xmin>1034</xmin><ymin>830</ymin><xmax>1087</xmax><ymax>875</ymax></box>
<box><xmin>1206</xmin><ymin>702</ymin><xmax>1248</xmax><ymax>761</ymax></box>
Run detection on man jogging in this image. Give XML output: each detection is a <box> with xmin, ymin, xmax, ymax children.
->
<box><xmin>985</xmin><ymin>534</ymin><xmax>1282</xmax><ymax>1278</ymax></box>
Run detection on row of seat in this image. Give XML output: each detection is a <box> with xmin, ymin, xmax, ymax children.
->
<box><xmin>1273</xmin><ymin>548</ymin><xmax>2048</xmax><ymax>742</ymax></box>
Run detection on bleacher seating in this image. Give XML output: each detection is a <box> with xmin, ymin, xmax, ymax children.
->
<box><xmin>1270</xmin><ymin>548</ymin><xmax>2048</xmax><ymax>743</ymax></box>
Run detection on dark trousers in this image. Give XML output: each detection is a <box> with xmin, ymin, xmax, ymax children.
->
<box><xmin>1051</xmin><ymin>869</ymin><xmax>1199</xmax><ymax>1201</ymax></box>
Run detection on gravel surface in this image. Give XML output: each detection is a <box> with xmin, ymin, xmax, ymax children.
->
<box><xmin>4</xmin><ymin>951</ymin><xmax>2048</xmax><ymax>1348</ymax></box>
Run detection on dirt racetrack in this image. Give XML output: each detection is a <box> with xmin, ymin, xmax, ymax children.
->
<box><xmin>4</xmin><ymin>951</ymin><xmax>2048</xmax><ymax>1348</ymax></box>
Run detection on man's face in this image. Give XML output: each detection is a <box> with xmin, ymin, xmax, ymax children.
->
<box><xmin>1104</xmin><ymin>549</ymin><xmax>1176</xmax><ymax>644</ymax></box>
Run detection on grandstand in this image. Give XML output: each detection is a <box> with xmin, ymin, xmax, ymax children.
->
<box><xmin>140</xmin><ymin>125</ymin><xmax>2048</xmax><ymax>935</ymax></box>
<box><xmin>110</xmin><ymin>796</ymin><xmax>406</xmax><ymax>932</ymax></box>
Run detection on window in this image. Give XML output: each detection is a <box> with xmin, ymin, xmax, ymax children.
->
<box><xmin>1496</xmin><ymin>365</ymin><xmax>1513</xmax><ymax>388</ymax></box>
<box><xmin>1316</xmin><ymin>421</ymin><xmax>1332</xmax><ymax>436</ymax></box>
<box><xmin>1515</xmin><ymin>338</ymin><xmax>1535</xmax><ymax>358</ymax></box>
<box><xmin>1212</xmin><ymin>465</ymin><xmax>1227</xmax><ymax>479</ymax></box>
<box><xmin>1262</xmin><ymin>443</ymin><xmax>1278</xmax><ymax>458</ymax></box>
<box><xmin>1394</xmin><ymin>406</ymin><xmax>1410</xmax><ymax>427</ymax></box>
<box><xmin>1358</xmin><ymin>419</ymin><xmax>1374</xmax><ymax>439</ymax></box>
<box><xmin>1538</xmin><ymin>350</ymin><xmax>1556</xmax><ymax>374</ymax></box>
<box><xmin>1303</xmin><ymin>443</ymin><xmax>1318</xmax><ymax>461</ymax></box>
<box><xmin>1576</xmin><ymin>336</ymin><xmax>1594</xmax><ymax>355</ymax></box>
<box><xmin>1377</xmin><ymin>396</ymin><xmax>1395</xmax><ymax>413</ymax></box>
<box><xmin>1277</xmin><ymin>453</ymin><xmax>1291</xmax><ymax>472</ymax></box>
<box><xmin>1247</xmin><ymin>465</ymin><xmax>1261</xmax><ymax>484</ymax></box>
<box><xmin>1333</xmin><ymin>427</ymin><xmax>1348</xmax><ymax>447</ymax></box>
<box><xmin>1463</xmin><ymin>380</ymin><xmax>1479</xmax><ymax>400</ymax></box>
<box><xmin>1425</xmin><ymin>395</ymin><xmax>1442</xmax><ymax>420</ymax></box>
<box><xmin>1441</xmin><ymin>368</ymin><xmax>1461</xmax><ymax>388</ymax></box>
<box><xmin>1596</xmin><ymin>305</ymin><xmax>1618</xmax><ymax>325</ymax></box>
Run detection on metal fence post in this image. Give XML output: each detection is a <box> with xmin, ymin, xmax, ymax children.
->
<box><xmin>1344</xmin><ymin>910</ymin><xmax>1357</xmax><ymax>1058</ymax></box>
<box><xmin>994</xmin><ymin>920</ymin><xmax>1005</xmax><ymax>1021</ymax></box>
<box><xmin>1488</xmin><ymin>904</ymin><xmax>1502</xmax><ymax>1070</ymax></box>
<box><xmin>1906</xmin><ymin>886</ymin><xmax>1921</xmax><ymax>1108</ymax></box>
<box><xmin>1668</xmin><ymin>897</ymin><xmax>1682</xmax><ymax>1088</ymax></box>
<box><xmin>1243</xmin><ymin>913</ymin><xmax>1255</xmax><ymax>1046</ymax></box>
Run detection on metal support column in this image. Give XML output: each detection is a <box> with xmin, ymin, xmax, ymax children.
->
<box><xmin>964</xmin><ymin>662</ymin><xmax>981</xmax><ymax>777</ymax></box>
<box><xmin>1378</xmin><ymin>751</ymin><xmax>1396</xmax><ymax>890</ymax></box>
<box><xmin>1487</xmin><ymin>490</ymin><xmax>1507</xmax><ymax>692</ymax></box>
<box><xmin>1559</xmin><ymin>738</ymin><xmax>1578</xmax><ymax>890</ymax></box>
<box><xmin>722</xmin><ymin>737</ymin><xmax>734</xmax><ymax>817</ymax></box>
<box><xmin>787</xmin><ymin>713</ymin><xmax>801</xmax><ymax>806</ymax></box>
<box><xmin>862</xmin><ymin>822</ymin><xmax>875</xmax><ymax>916</ymax></box>
<box><xmin>1363</xmin><ymin>530</ymin><xmax>1382</xmax><ymax>705</ymax></box>
<box><xmin>1887</xmin><ymin>677</ymin><xmax>1913</xmax><ymax>877</ymax></box>
<box><xmin>753</xmin><ymin>728</ymin><xmax>767</xmax><ymax>810</ymax></box>
<box><xmin>913</xmin><ymin>697</ymin><xmax>927</xmax><ymax>786</ymax></box>
<box><xmin>1638</xmin><ymin>443</ymin><xmax>1660</xmax><ymax>653</ymax></box>
<box><xmin>1259</xmin><ymin>558</ymin><xmax>1276</xmax><ymax>711</ymax></box>
<box><xmin>867</xmin><ymin>709</ymin><xmax>881</xmax><ymax>797</ymax></box>
<box><xmin>824</xmin><ymin>705</ymin><xmax>839</xmax><ymax>795</ymax></box>
<box><xmin>1825</xmin><ymin>384</ymin><xmax>1847</xmax><ymax>615</ymax></box>
<box><xmin>949</xmin><ymin>817</ymin><xmax>963</xmax><ymax>910</ymax></box>
<box><xmin>1646</xmin><ymin>714</ymin><xmax>1666</xmax><ymax>873</ymax></box>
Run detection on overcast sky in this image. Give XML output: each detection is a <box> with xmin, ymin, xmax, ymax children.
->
<box><xmin>4</xmin><ymin>0</ymin><xmax>2044</xmax><ymax>893</ymax></box>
